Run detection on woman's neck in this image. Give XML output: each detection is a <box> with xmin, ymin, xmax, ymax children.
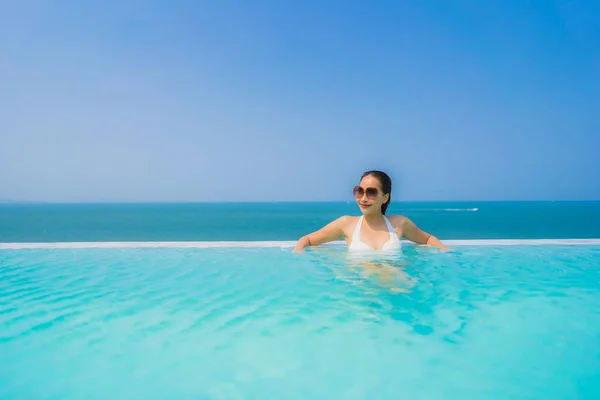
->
<box><xmin>363</xmin><ymin>213</ymin><xmax>386</xmax><ymax>225</ymax></box>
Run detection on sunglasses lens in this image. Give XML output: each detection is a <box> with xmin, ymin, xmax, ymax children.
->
<box><xmin>353</xmin><ymin>186</ymin><xmax>378</xmax><ymax>199</ymax></box>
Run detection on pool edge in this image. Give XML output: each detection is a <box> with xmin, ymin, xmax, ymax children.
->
<box><xmin>1</xmin><ymin>238</ymin><xmax>600</xmax><ymax>249</ymax></box>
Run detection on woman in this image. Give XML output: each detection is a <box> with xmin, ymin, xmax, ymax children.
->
<box><xmin>293</xmin><ymin>170</ymin><xmax>449</xmax><ymax>253</ymax></box>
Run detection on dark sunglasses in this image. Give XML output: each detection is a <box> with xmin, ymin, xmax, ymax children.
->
<box><xmin>353</xmin><ymin>185</ymin><xmax>379</xmax><ymax>199</ymax></box>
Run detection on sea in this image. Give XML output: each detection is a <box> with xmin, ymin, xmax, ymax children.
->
<box><xmin>1</xmin><ymin>201</ymin><xmax>599</xmax><ymax>243</ymax></box>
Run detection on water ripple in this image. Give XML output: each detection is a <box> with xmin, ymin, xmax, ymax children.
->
<box><xmin>1</xmin><ymin>246</ymin><xmax>600</xmax><ymax>399</ymax></box>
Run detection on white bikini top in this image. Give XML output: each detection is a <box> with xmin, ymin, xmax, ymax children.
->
<box><xmin>348</xmin><ymin>215</ymin><xmax>401</xmax><ymax>253</ymax></box>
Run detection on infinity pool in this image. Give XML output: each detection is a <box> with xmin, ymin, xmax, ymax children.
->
<box><xmin>1</xmin><ymin>243</ymin><xmax>599</xmax><ymax>399</ymax></box>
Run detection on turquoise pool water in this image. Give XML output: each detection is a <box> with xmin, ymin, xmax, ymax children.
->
<box><xmin>1</xmin><ymin>243</ymin><xmax>600</xmax><ymax>399</ymax></box>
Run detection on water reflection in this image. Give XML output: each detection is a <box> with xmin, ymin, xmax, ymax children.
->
<box><xmin>346</xmin><ymin>258</ymin><xmax>416</xmax><ymax>293</ymax></box>
<box><xmin>303</xmin><ymin>245</ymin><xmax>431</xmax><ymax>294</ymax></box>
<box><xmin>302</xmin><ymin>245</ymin><xmax>473</xmax><ymax>340</ymax></box>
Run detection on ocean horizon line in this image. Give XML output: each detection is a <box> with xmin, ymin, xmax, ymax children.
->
<box><xmin>2</xmin><ymin>199</ymin><xmax>599</xmax><ymax>205</ymax></box>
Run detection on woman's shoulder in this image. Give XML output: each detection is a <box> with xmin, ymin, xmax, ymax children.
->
<box><xmin>337</xmin><ymin>215</ymin><xmax>361</xmax><ymax>225</ymax></box>
<box><xmin>334</xmin><ymin>215</ymin><xmax>361</xmax><ymax>231</ymax></box>
<box><xmin>386</xmin><ymin>214</ymin><xmax>409</xmax><ymax>227</ymax></box>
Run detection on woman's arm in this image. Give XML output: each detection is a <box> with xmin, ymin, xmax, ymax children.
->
<box><xmin>398</xmin><ymin>217</ymin><xmax>449</xmax><ymax>251</ymax></box>
<box><xmin>293</xmin><ymin>216</ymin><xmax>349</xmax><ymax>252</ymax></box>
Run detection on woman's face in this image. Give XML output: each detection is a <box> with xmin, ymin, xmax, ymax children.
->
<box><xmin>353</xmin><ymin>175</ymin><xmax>389</xmax><ymax>215</ymax></box>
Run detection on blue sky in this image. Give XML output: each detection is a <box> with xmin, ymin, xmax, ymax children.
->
<box><xmin>1</xmin><ymin>0</ymin><xmax>598</xmax><ymax>202</ymax></box>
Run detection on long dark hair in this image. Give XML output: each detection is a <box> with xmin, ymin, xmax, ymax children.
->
<box><xmin>361</xmin><ymin>170</ymin><xmax>392</xmax><ymax>214</ymax></box>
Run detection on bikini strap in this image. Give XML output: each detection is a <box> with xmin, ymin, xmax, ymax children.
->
<box><xmin>352</xmin><ymin>216</ymin><xmax>364</xmax><ymax>240</ymax></box>
<box><xmin>383</xmin><ymin>216</ymin><xmax>396</xmax><ymax>234</ymax></box>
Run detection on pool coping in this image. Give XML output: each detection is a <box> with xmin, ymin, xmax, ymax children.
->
<box><xmin>0</xmin><ymin>239</ymin><xmax>599</xmax><ymax>249</ymax></box>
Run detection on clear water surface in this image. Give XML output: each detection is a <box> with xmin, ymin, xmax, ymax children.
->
<box><xmin>1</xmin><ymin>244</ymin><xmax>599</xmax><ymax>399</ymax></box>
